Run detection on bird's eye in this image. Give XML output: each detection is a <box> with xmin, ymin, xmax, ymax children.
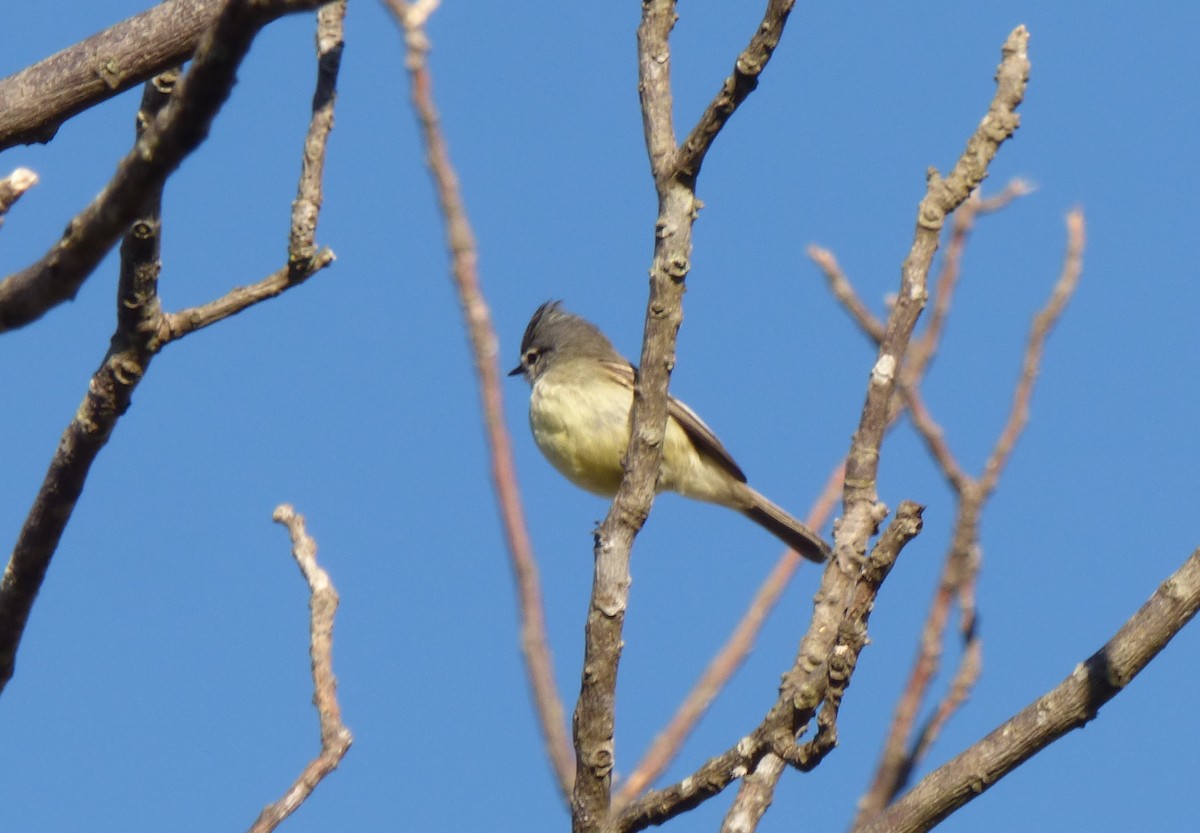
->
<box><xmin>523</xmin><ymin>348</ymin><xmax>540</xmax><ymax>367</ymax></box>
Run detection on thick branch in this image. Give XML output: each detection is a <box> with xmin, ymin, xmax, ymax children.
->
<box><xmin>0</xmin><ymin>0</ymin><xmax>222</xmax><ymax>150</ymax></box>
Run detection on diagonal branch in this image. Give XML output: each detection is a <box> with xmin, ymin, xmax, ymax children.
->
<box><xmin>615</xmin><ymin>457</ymin><xmax>845</xmax><ymax>806</ymax></box>
<box><xmin>675</xmin><ymin>0</ymin><xmax>796</xmax><ymax>180</ymax></box>
<box><xmin>0</xmin><ymin>0</ymin><xmax>223</xmax><ymax>150</ymax></box>
<box><xmin>0</xmin><ymin>3</ymin><xmax>341</xmax><ymax>695</ymax></box>
<box><xmin>617</xmin><ymin>503</ymin><xmax>924</xmax><ymax>833</ymax></box>
<box><xmin>856</xmin><ymin>548</ymin><xmax>1200</xmax><ymax>833</ymax></box>
<box><xmin>713</xmin><ymin>27</ymin><xmax>1031</xmax><ymax>831</ymax></box>
<box><xmin>0</xmin><ymin>71</ymin><xmax>176</xmax><ymax>692</ymax></box>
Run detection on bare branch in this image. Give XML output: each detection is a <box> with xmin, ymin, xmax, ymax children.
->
<box><xmin>857</xmin><ymin>210</ymin><xmax>1085</xmax><ymax>821</ymax></box>
<box><xmin>164</xmin><ymin>0</ymin><xmax>346</xmax><ymax>342</ymax></box>
<box><xmin>808</xmin><ymin>245</ymin><xmax>886</xmax><ymax>344</ymax></box>
<box><xmin>857</xmin><ymin>548</ymin><xmax>1200</xmax><ymax>833</ymax></box>
<box><xmin>0</xmin><ymin>3</ymin><xmax>342</xmax><ymax>694</ymax></box>
<box><xmin>980</xmin><ymin>209</ymin><xmax>1084</xmax><ymax>492</ymax></box>
<box><xmin>618</xmin><ymin>502</ymin><xmax>923</xmax><ymax>833</ymax></box>
<box><xmin>616</xmin><ymin>457</ymin><xmax>845</xmax><ymax>806</ymax></box>
<box><xmin>383</xmin><ymin>0</ymin><xmax>575</xmax><ymax>801</ymax></box>
<box><xmin>249</xmin><ymin>505</ymin><xmax>352</xmax><ymax>833</ymax></box>
<box><xmin>0</xmin><ymin>0</ymin><xmax>327</xmax><ymax>335</ymax></box>
<box><xmin>705</xmin><ymin>27</ymin><xmax>1031</xmax><ymax>830</ymax></box>
<box><xmin>569</xmin><ymin>1</ymin><xmax>806</xmax><ymax>826</ymax></box>
<box><xmin>903</xmin><ymin>385</ymin><xmax>970</xmax><ymax>491</ymax></box>
<box><xmin>914</xmin><ymin>180</ymin><xmax>1034</xmax><ymax>368</ymax></box>
<box><xmin>0</xmin><ymin>72</ymin><xmax>175</xmax><ymax>692</ymax></box>
<box><xmin>161</xmin><ymin>254</ymin><xmax>335</xmax><ymax>341</ymax></box>
<box><xmin>0</xmin><ymin>0</ymin><xmax>222</xmax><ymax>150</ymax></box>
<box><xmin>289</xmin><ymin>0</ymin><xmax>346</xmax><ymax>266</ymax></box>
<box><xmin>676</xmin><ymin>0</ymin><xmax>796</xmax><ymax>180</ymax></box>
<box><xmin>841</xmin><ymin>25</ymin><xmax>1029</xmax><ymax>534</ymax></box>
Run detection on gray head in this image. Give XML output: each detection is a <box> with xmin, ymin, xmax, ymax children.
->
<box><xmin>508</xmin><ymin>301</ymin><xmax>623</xmax><ymax>382</ymax></box>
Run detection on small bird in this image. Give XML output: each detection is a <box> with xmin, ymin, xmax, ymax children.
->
<box><xmin>509</xmin><ymin>301</ymin><xmax>830</xmax><ymax>563</ymax></box>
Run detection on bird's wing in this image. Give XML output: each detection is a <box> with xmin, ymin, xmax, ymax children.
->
<box><xmin>598</xmin><ymin>359</ymin><xmax>747</xmax><ymax>483</ymax></box>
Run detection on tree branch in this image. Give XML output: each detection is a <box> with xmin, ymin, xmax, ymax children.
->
<box><xmin>711</xmin><ymin>27</ymin><xmax>1031</xmax><ymax>830</ymax></box>
<box><xmin>0</xmin><ymin>0</ymin><xmax>223</xmax><ymax>150</ymax></box>
<box><xmin>0</xmin><ymin>0</ymin><xmax>327</xmax><ymax>335</ymax></box>
<box><xmin>574</xmin><ymin>1</ymin><xmax>804</xmax><ymax>827</ymax></box>
<box><xmin>0</xmin><ymin>71</ymin><xmax>174</xmax><ymax>692</ymax></box>
<box><xmin>615</xmin><ymin>456</ymin><xmax>845</xmax><ymax>806</ymax></box>
<box><xmin>383</xmin><ymin>0</ymin><xmax>576</xmax><ymax>802</ymax></box>
<box><xmin>248</xmin><ymin>505</ymin><xmax>352</xmax><ymax>833</ymax></box>
<box><xmin>0</xmin><ymin>3</ymin><xmax>340</xmax><ymax>693</ymax></box>
<box><xmin>856</xmin><ymin>209</ymin><xmax>1085</xmax><ymax>820</ymax></box>
<box><xmin>856</xmin><ymin>548</ymin><xmax>1200</xmax><ymax>833</ymax></box>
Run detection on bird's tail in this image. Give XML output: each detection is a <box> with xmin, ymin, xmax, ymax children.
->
<box><xmin>740</xmin><ymin>486</ymin><xmax>831</xmax><ymax>563</ymax></box>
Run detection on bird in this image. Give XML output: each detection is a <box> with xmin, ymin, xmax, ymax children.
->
<box><xmin>508</xmin><ymin>301</ymin><xmax>830</xmax><ymax>563</ymax></box>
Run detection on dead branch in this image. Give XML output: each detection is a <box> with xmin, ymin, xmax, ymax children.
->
<box><xmin>0</xmin><ymin>0</ymin><xmax>222</xmax><ymax>150</ymax></box>
<box><xmin>248</xmin><ymin>505</ymin><xmax>352</xmax><ymax>833</ymax></box>
<box><xmin>0</xmin><ymin>0</ymin><xmax>327</xmax><ymax>335</ymax></box>
<box><xmin>382</xmin><ymin>0</ymin><xmax>576</xmax><ymax>802</ymax></box>
<box><xmin>856</xmin><ymin>548</ymin><xmax>1200</xmax><ymax>833</ymax></box>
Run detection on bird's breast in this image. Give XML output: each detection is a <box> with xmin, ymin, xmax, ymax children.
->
<box><xmin>528</xmin><ymin>372</ymin><xmax>633</xmax><ymax>496</ymax></box>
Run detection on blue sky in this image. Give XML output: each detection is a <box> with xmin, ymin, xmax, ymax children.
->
<box><xmin>2</xmin><ymin>2</ymin><xmax>1198</xmax><ymax>832</ymax></box>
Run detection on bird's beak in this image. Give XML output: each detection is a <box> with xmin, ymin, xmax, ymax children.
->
<box><xmin>507</xmin><ymin>364</ymin><xmax>525</xmax><ymax>378</ymax></box>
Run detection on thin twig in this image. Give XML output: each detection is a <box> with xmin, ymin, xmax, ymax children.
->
<box><xmin>808</xmin><ymin>245</ymin><xmax>885</xmax><ymax>344</ymax></box>
<box><xmin>382</xmin><ymin>0</ymin><xmax>575</xmax><ymax>801</ymax></box>
<box><xmin>980</xmin><ymin>209</ymin><xmax>1084</xmax><ymax>492</ymax></box>
<box><xmin>249</xmin><ymin>505</ymin><xmax>352</xmax><ymax>833</ymax></box>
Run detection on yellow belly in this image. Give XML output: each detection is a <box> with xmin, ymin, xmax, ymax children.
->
<box><xmin>529</xmin><ymin>373</ymin><xmax>631</xmax><ymax>495</ymax></box>
<box><xmin>527</xmin><ymin>369</ymin><xmax>740</xmax><ymax>507</ymax></box>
